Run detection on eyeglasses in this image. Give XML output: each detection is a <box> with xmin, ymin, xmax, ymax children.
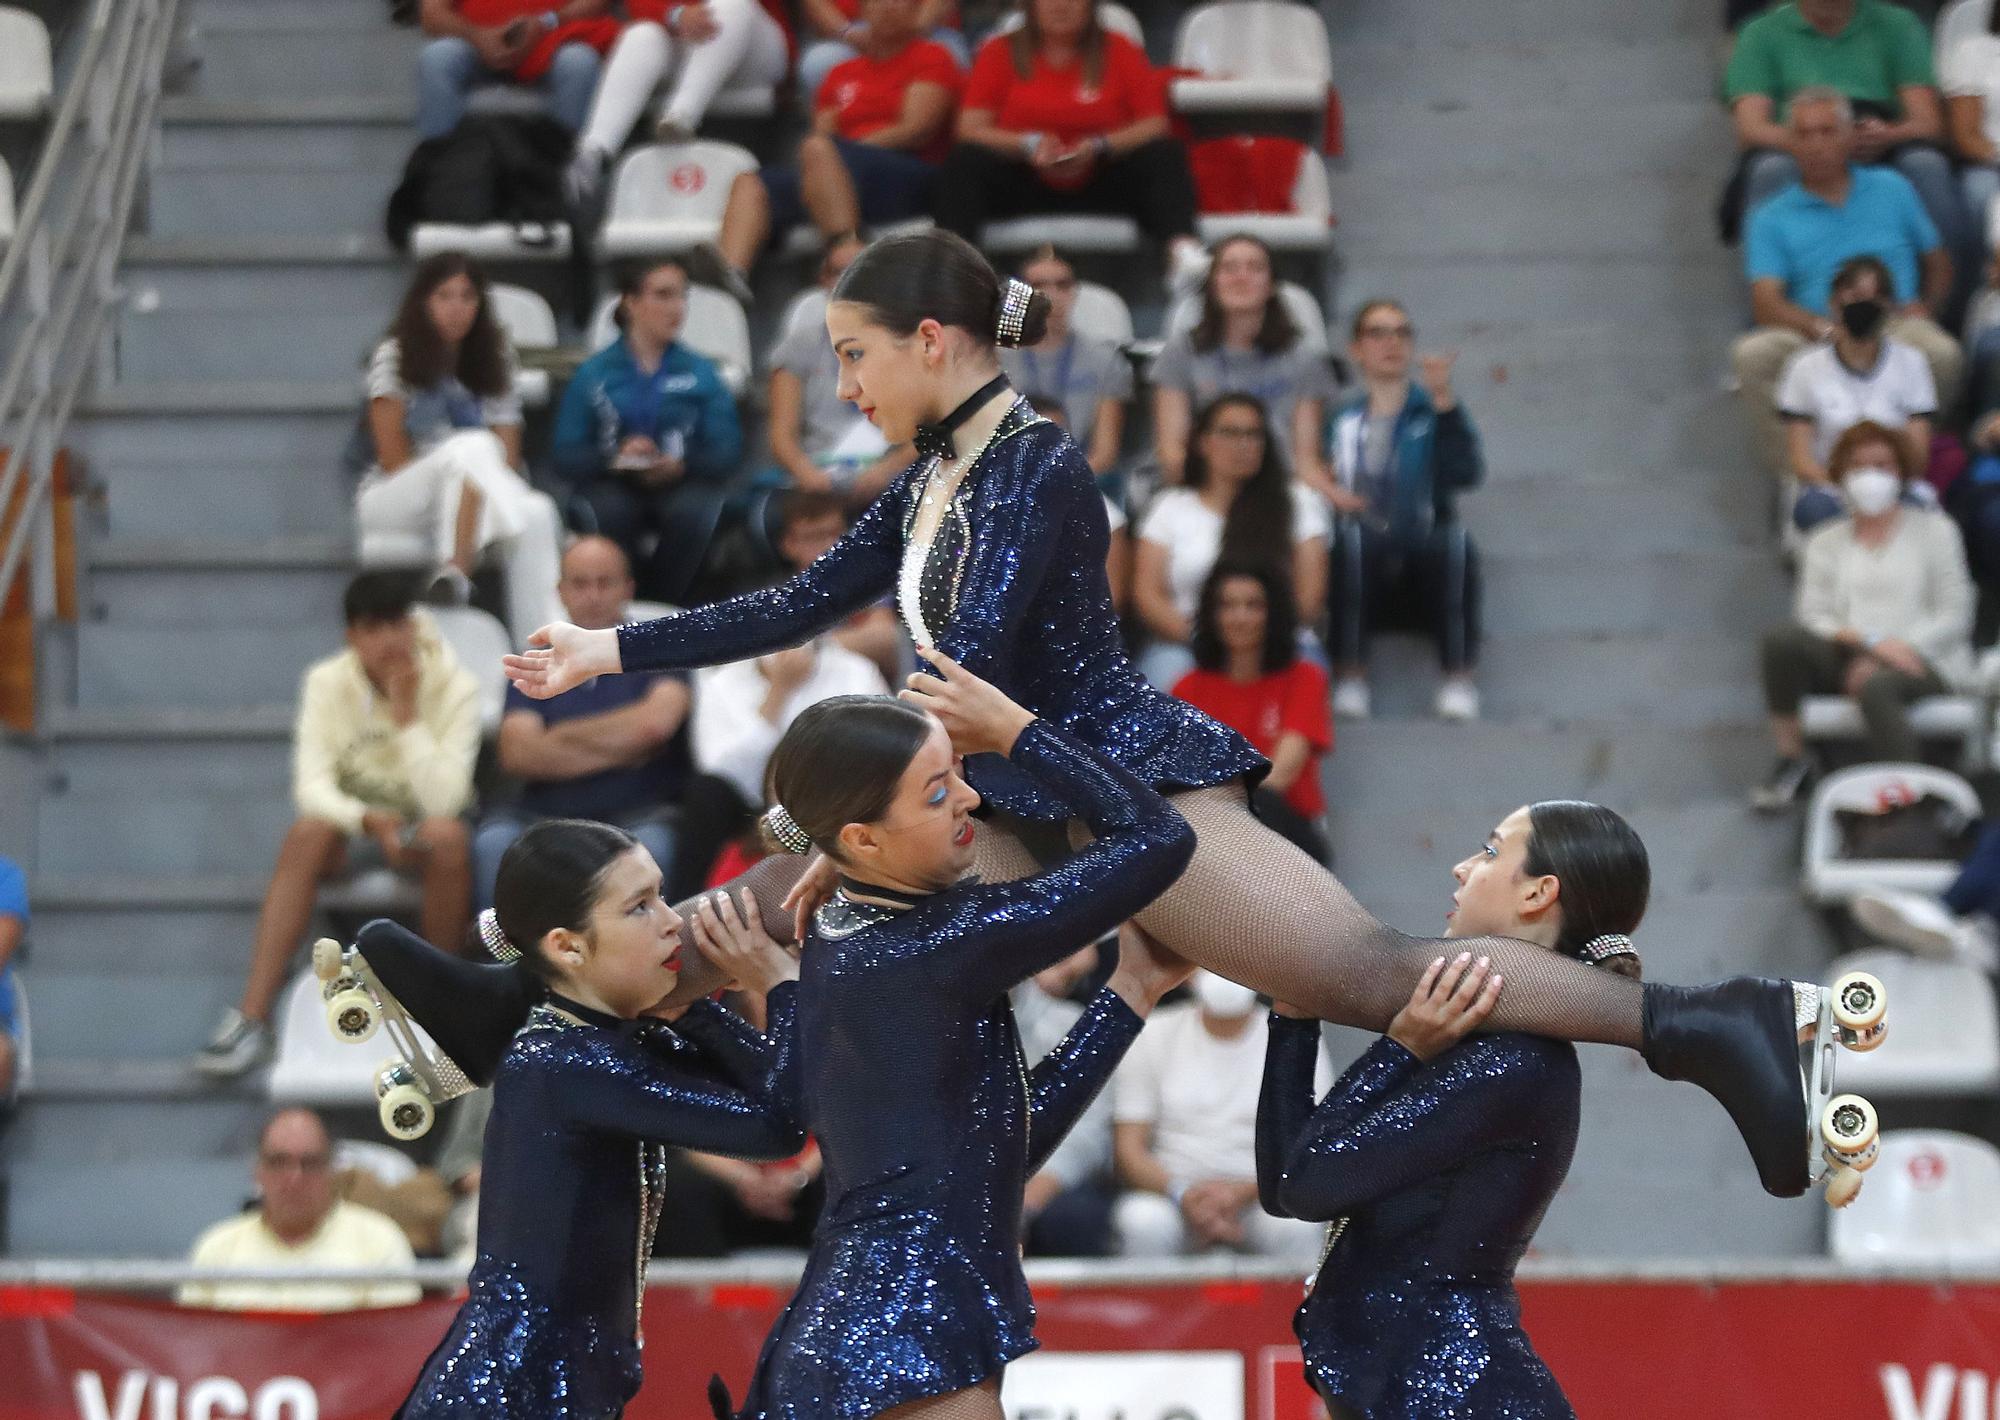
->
<box><xmin>259</xmin><ymin>1152</ymin><xmax>332</xmax><ymax>1174</ymax></box>
<box><xmin>1359</xmin><ymin>323</ymin><xmax>1414</xmax><ymax>340</ymax></box>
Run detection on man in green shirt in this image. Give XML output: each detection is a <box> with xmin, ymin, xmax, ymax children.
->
<box><xmin>1727</xmin><ymin>0</ymin><xmax>1966</xmax><ymax>272</ymax></box>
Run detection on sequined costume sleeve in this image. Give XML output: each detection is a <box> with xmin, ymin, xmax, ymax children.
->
<box><xmin>1269</xmin><ymin>1034</ymin><xmax>1567</xmax><ymax>1223</ymax></box>
<box><xmin>921</xmin><ymin>718</ymin><xmax>1194</xmax><ymax>1005</ymax></box>
<box><xmin>1256</xmin><ymin>1012</ymin><xmax>1329</xmax><ymax>1219</ymax></box>
<box><xmin>652</xmin><ymin>982</ymin><xmax>802</xmax><ymax>1132</ymax></box>
<box><xmin>1024</xmin><ymin>984</ymin><xmax>1144</xmax><ymax>1175</ymax></box>
<box><xmin>616</xmin><ymin>467</ymin><xmax>919</xmax><ymax>672</ymax></box>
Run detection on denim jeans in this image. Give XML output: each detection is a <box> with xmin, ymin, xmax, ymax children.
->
<box><xmin>416</xmin><ymin>36</ymin><xmax>602</xmax><ymax>140</ymax></box>
<box><xmin>1963</xmin><ymin>162</ymin><xmax>2000</xmax><ymax>257</ymax></box>
<box><xmin>1945</xmin><ymin>820</ymin><xmax>2000</xmax><ymax>919</ymax></box>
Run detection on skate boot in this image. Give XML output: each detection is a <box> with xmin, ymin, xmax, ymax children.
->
<box><xmin>1643</xmin><ymin>971</ymin><xmax>1885</xmax><ymax>1205</ymax></box>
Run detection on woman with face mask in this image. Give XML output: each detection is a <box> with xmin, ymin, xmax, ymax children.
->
<box><xmin>1753</xmin><ymin>419</ymin><xmax>1976</xmax><ymax>811</ymax></box>
<box><xmin>1776</xmin><ymin>255</ymin><xmax>1937</xmax><ymax>532</ymax></box>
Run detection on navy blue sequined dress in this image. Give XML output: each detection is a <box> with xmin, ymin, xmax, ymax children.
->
<box><xmin>615</xmin><ymin>400</ymin><xmax>1263</xmax><ymax>820</ymax></box>
<box><xmin>1257</xmin><ymin>1017</ymin><xmax>1580</xmax><ymax>1420</ymax></box>
<box><xmin>729</xmin><ymin>718</ymin><xmax>1194</xmax><ymax>1418</ymax></box>
<box><xmin>399</xmin><ymin>988</ymin><xmax>804</xmax><ymax>1419</ymax></box>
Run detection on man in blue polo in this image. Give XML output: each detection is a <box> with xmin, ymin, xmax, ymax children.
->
<box><xmin>1730</xmin><ymin>87</ymin><xmax>1964</xmax><ymax>478</ymax></box>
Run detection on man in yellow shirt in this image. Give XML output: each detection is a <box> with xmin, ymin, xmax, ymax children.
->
<box><xmin>179</xmin><ymin>1109</ymin><xmax>422</xmax><ymax>1312</ymax></box>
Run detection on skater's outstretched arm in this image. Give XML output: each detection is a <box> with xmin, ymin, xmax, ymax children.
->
<box><xmin>1256</xmin><ymin>1010</ymin><xmax>1326</xmax><ymax>1219</ymax></box>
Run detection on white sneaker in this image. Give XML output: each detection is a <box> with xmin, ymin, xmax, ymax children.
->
<box><xmin>193</xmin><ymin>1007</ymin><xmax>272</xmax><ymax>1079</ymax></box>
<box><xmin>1851</xmin><ymin>889</ymin><xmax>1966</xmax><ymax>961</ymax></box>
<box><xmin>1435</xmin><ymin>679</ymin><xmax>1480</xmax><ymax>722</ymax></box>
<box><xmin>1331</xmin><ymin>678</ymin><xmax>1372</xmax><ymax>720</ymax></box>
<box><xmin>1166</xmin><ymin>239</ymin><xmax>1211</xmax><ymax>300</ymax></box>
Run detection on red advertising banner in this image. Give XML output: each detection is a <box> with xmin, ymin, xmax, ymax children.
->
<box><xmin>2</xmin><ymin>1276</ymin><xmax>1998</xmax><ymax>1420</ymax></box>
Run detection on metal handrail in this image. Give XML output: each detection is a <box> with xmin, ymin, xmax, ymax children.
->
<box><xmin>0</xmin><ymin>0</ymin><xmax>182</xmax><ymax>607</ymax></box>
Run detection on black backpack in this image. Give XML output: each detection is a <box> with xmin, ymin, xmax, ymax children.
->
<box><xmin>386</xmin><ymin>113</ymin><xmax>572</xmax><ymax>250</ymax></box>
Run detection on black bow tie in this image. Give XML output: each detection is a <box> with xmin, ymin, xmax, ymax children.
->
<box><xmin>913</xmin><ymin>375</ymin><xmax>1012</xmax><ymax>463</ymax></box>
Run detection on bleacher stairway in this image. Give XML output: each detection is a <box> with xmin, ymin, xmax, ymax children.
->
<box><xmin>3</xmin><ymin>0</ymin><xmax>1830</xmax><ymax>1257</ymax></box>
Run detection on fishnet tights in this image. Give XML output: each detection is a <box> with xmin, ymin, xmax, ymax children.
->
<box><xmin>977</xmin><ymin>782</ymin><xmax>1644</xmax><ymax>1049</ymax></box>
<box><xmin>873</xmin><ymin>1380</ymin><xmax>1004</xmax><ymax>1420</ymax></box>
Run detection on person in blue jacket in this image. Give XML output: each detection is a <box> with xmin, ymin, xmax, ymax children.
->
<box><xmin>1324</xmin><ymin>298</ymin><xmax>1485</xmax><ymax>724</ymax></box>
<box><xmin>553</xmin><ymin>257</ymin><xmax>744</xmax><ymax>602</ymax></box>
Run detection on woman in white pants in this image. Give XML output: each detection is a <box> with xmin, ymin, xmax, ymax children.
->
<box><xmin>567</xmin><ymin>0</ymin><xmax>791</xmax><ymax>204</ymax></box>
<box><xmin>353</xmin><ymin>253</ymin><xmax>564</xmax><ymax>643</ymax></box>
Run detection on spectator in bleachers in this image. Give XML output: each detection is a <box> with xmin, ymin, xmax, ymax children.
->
<box><xmin>1151</xmin><ymin>235</ymin><xmax>1335</xmax><ymax>488</ymax></box>
<box><xmin>195</xmin><ymin>575</ymin><xmax>480</xmax><ymax>1079</ymax></box>
<box><xmin>670</xmin><ymin>631</ymin><xmax>889</xmax><ymax>898</ymax></box>
<box><xmin>1853</xmin><ymin>831</ymin><xmax>2000</xmax><ymax>971</ymax></box>
<box><xmin>1135</xmin><ymin>394</ymin><xmax>1328</xmax><ymax>691</ymax></box>
<box><xmin>1777</xmin><ymin>255</ymin><xmax>1938</xmax><ymax>530</ymax></box>
<box><xmin>566</xmin><ymin>1</ymin><xmax>792</xmax><ymax>204</ymax></box>
<box><xmin>0</xmin><ymin>854</ymin><xmax>23</xmax><ymax>1105</ymax></box>
<box><xmin>1944</xmin><ymin>6</ymin><xmax>2000</xmax><ymax>252</ymax></box>
<box><xmin>772</xmin><ymin>490</ymin><xmax>906</xmax><ymax>684</ymax></box>
<box><xmin>1172</xmin><ymin>562</ymin><xmax>1332</xmax><ymax>865</ymax></box>
<box><xmin>1731</xmin><ymin>89</ymin><xmax>1964</xmax><ymax>478</ymax></box>
<box><xmin>1016</xmin><ymin>940</ymin><xmax>1117</xmax><ymax>1256</ymax></box>
<box><xmin>552</xmin><ymin>257</ymin><xmax>744</xmax><ymax>603</ymax></box>
<box><xmin>1325</xmin><ymin>300</ymin><xmax>1486</xmax><ymax>724</ymax></box>
<box><xmin>1753</xmin><ymin>419</ymin><xmax>1976</xmax><ymax>811</ymax></box>
<box><xmin>1110</xmin><ymin>970</ymin><xmax>1327</xmax><ymax>1264</ymax></box>
<box><xmin>178</xmin><ymin>1108</ymin><xmax>421</xmax><ymax>1312</ymax></box>
<box><xmin>798</xmin><ymin>0</ymin><xmax>968</xmax><ymax>99</ymax></box>
<box><xmin>416</xmin><ymin>0</ymin><xmax>617</xmax><ymax>141</ymax></box>
<box><xmin>656</xmin><ymin>1142</ymin><xmax>825</xmax><ymax>1256</ymax></box>
<box><xmin>434</xmin><ymin>1086</ymin><xmax>493</xmax><ymax>1261</ymax></box>
<box><xmin>1000</xmin><ymin>245</ymin><xmax>1133</xmax><ymax>476</ymax></box>
<box><xmin>1726</xmin><ymin>0</ymin><xmax>1966</xmax><ymax>258</ymax></box>
<box><xmin>1027</xmin><ymin>396</ymin><xmax>1131</xmax><ymax>611</ymax></box>
<box><xmin>710</xmin><ymin>0</ymin><xmax>962</xmax><ymax>303</ymax></box>
<box><xmin>477</xmin><ymin>537</ymin><xmax>692</xmax><ymax>906</ymax></box>
<box><xmin>766</xmin><ymin>235</ymin><xmax>911</xmax><ymax>505</ymax></box>
<box><xmin>934</xmin><ymin>0</ymin><xmax>1209</xmax><ymax>297</ymax></box>
<box><xmin>351</xmin><ymin>253</ymin><xmax>564</xmax><ymax>644</ymax></box>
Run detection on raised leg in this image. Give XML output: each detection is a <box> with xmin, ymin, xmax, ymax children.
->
<box><xmin>241</xmin><ymin>817</ymin><xmax>349</xmax><ymax>1023</ymax></box>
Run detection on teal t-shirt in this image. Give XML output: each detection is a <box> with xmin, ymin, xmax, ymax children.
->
<box><xmin>1725</xmin><ymin>0</ymin><xmax>1935</xmax><ymax>118</ymax></box>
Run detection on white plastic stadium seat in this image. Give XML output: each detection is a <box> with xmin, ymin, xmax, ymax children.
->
<box><xmin>268</xmin><ymin>969</ymin><xmax>445</xmax><ymax>1108</ymax></box>
<box><xmin>430</xmin><ymin>604</ymin><xmax>514</xmax><ymax>734</ymax></box>
<box><xmin>1163</xmin><ymin>281</ymin><xmax>1329</xmax><ymax>353</ymax></box>
<box><xmin>1070</xmin><ymin>281</ymin><xmax>1134</xmax><ymax>348</ymax></box>
<box><xmin>1171</xmin><ymin>2</ymin><xmax>1333</xmax><ymax>114</ymax></box>
<box><xmin>1830</xmin><ymin>1130</ymin><xmax>2000</xmax><ymax>1267</ymax></box>
<box><xmin>0</xmin><ymin>157</ymin><xmax>13</xmax><ymax>247</ymax></box>
<box><xmin>993</xmin><ymin>4</ymin><xmax>1143</xmax><ymax>45</ymax></box>
<box><xmin>589</xmin><ymin>285</ymin><xmax>752</xmax><ymax>396</ymax></box>
<box><xmin>411</xmin><ymin>221</ymin><xmax>572</xmax><ymax>263</ymax></box>
<box><xmin>1195</xmin><ymin>152</ymin><xmax>1334</xmax><ymax>251</ymax></box>
<box><xmin>1824</xmin><ymin>949</ymin><xmax>2000</xmax><ymax>1096</ymax></box>
<box><xmin>1802</xmin><ymin>764</ymin><xmax>1982</xmax><ymax>905</ymax></box>
<box><xmin>1800</xmin><ymin>694</ymin><xmax>1982</xmax><ymax>747</ymax></box>
<box><xmin>601</xmin><ymin>141</ymin><xmax>759</xmax><ymax>257</ymax></box>
<box><xmin>982</xmin><ymin>215</ymin><xmax>1141</xmax><ymax>254</ymax></box>
<box><xmin>0</xmin><ymin>9</ymin><xmax>53</xmax><ymax>120</ymax></box>
<box><xmin>1937</xmin><ymin>0</ymin><xmax>1993</xmax><ymax>86</ymax></box>
<box><xmin>488</xmin><ymin>283</ymin><xmax>559</xmax><ymax>408</ymax></box>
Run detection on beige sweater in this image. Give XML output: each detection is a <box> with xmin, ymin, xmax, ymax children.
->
<box><xmin>1796</xmin><ymin>508</ymin><xmax>1976</xmax><ymax>688</ymax></box>
<box><xmin>292</xmin><ymin>612</ymin><xmax>481</xmax><ymax>834</ymax></box>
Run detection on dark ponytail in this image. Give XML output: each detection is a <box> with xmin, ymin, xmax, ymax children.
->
<box><xmin>493</xmin><ymin>819</ymin><xmax>639</xmax><ymax>984</ymax></box>
<box><xmin>832</xmin><ymin>230</ymin><xmax>1053</xmax><ymax>350</ymax></box>
<box><xmin>766</xmin><ymin>695</ymin><xmax>936</xmax><ymax>860</ymax></box>
<box><xmin>1521</xmin><ymin>801</ymin><xmax>1649</xmax><ymax>980</ymax></box>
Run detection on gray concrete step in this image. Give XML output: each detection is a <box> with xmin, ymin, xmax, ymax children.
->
<box><xmin>1335</xmin><ymin>171</ymin><xmax>1725</xmax><ymax>262</ymax></box>
<box><xmin>159</xmin><ymin>102</ymin><xmax>410</xmax><ymax>168</ymax></box>
<box><xmin>83</xmin><ymin>542</ymin><xmax>351</xmax><ymax>627</ymax></box>
<box><xmin>1329</xmin><ymin>40</ymin><xmax>1720</xmax><ymax>107</ymax></box>
<box><xmin>1481</xmin><ymin>548</ymin><xmax>1787</xmax><ymax>639</ymax></box>
<box><xmin>23</xmin><ymin>965</ymin><xmax>253</xmax><ymax>1063</ymax></box>
<box><xmin>145</xmin><ymin>159</ymin><xmax>399</xmax><ymax>241</ymax></box>
<box><xmin>178</xmin><ymin>20</ymin><xmax>415</xmax><ymax>105</ymax></box>
<box><xmin>73</xmin><ymin>382</ymin><xmax>356</xmax><ymax>474</ymax></box>
<box><xmin>26</xmin><ymin>903</ymin><xmax>262</xmax><ymax>978</ymax></box>
<box><xmin>40</xmin><ymin>788</ymin><xmax>295</xmax><ymax>876</ymax></box>
<box><xmin>1331</xmin><ymin>252</ymin><xmax>1742</xmax><ymax>334</ymax></box>
<box><xmin>74</xmin><ymin>621</ymin><xmax>327</xmax><ymax>710</ymax></box>
<box><xmin>1466</xmin><ymin>475</ymin><xmax>1770</xmax><ymax>557</ymax></box>
<box><xmin>1336</xmin><ymin>0</ymin><xmax>1716</xmax><ymax>45</ymax></box>
<box><xmin>45</xmin><ymin>712</ymin><xmax>292</xmax><ymax>797</ymax></box>
<box><xmin>91</xmin><ymin>459</ymin><xmax>355</xmax><ymax>542</ymax></box>
<box><xmin>1339</xmin><ymin>99</ymin><xmax>1721</xmax><ymax>181</ymax></box>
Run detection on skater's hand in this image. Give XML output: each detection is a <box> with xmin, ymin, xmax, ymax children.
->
<box><xmin>899</xmin><ymin>646</ymin><xmax>1035</xmax><ymax>757</ymax></box>
<box><xmin>688</xmin><ymin>889</ymin><xmax>798</xmax><ymax>997</ymax></box>
<box><xmin>1388</xmin><ymin>952</ymin><xmax>1502</xmax><ymax>1062</ymax></box>
<box><xmin>504</xmin><ymin>622</ymin><xmax>621</xmax><ymax>700</ymax></box>
<box><xmin>1108</xmin><ymin>922</ymin><xmax>1196</xmax><ymax>1015</ymax></box>
<box><xmin>781</xmin><ymin>851</ymin><xmax>841</xmax><ymax>942</ymax></box>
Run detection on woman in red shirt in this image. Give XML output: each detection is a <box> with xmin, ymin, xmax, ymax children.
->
<box><xmin>1173</xmin><ymin>560</ymin><xmax>1333</xmax><ymax>864</ymax></box>
<box><xmin>708</xmin><ymin>0</ymin><xmax>961</xmax><ymax>294</ymax></box>
<box><xmin>799</xmin><ymin>0</ymin><xmax>967</xmax><ymax>97</ymax></box>
<box><xmin>937</xmin><ymin>0</ymin><xmax>1208</xmax><ymax>295</ymax></box>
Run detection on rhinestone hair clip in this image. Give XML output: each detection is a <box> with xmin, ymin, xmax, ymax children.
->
<box><xmin>1580</xmin><ymin>933</ymin><xmax>1636</xmax><ymax>964</ymax></box>
<box><xmin>478</xmin><ymin>907</ymin><xmax>522</xmax><ymax>963</ymax></box>
<box><xmin>764</xmin><ymin>804</ymin><xmax>814</xmax><ymax>855</ymax></box>
<box><xmin>995</xmin><ymin>277</ymin><xmax>1033</xmax><ymax>348</ymax></box>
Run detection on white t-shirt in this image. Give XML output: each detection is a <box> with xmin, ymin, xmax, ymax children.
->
<box><xmin>1775</xmin><ymin>338</ymin><xmax>1936</xmax><ymax>465</ymax></box>
<box><xmin>1112</xmin><ymin>1004</ymin><xmax>1331</xmax><ymax>1189</ymax></box>
<box><xmin>1136</xmin><ymin>484</ymin><xmax>1330</xmax><ymax>620</ymax></box>
<box><xmin>1103</xmin><ymin>494</ymin><xmax>1127</xmax><ymax>535</ymax></box>
<box><xmin>1946</xmin><ymin>34</ymin><xmax>2000</xmax><ymax>153</ymax></box>
<box><xmin>178</xmin><ymin>1200</ymin><xmax>420</xmax><ymax>1312</ymax></box>
<box><xmin>692</xmin><ymin>640</ymin><xmax>890</xmax><ymax>804</ymax></box>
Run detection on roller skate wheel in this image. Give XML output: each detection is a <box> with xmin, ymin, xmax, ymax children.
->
<box><xmin>1831</xmin><ymin>972</ymin><xmax>1886</xmax><ymax>1033</ymax></box>
<box><xmin>1827</xmin><ymin>1136</ymin><xmax>1881</xmax><ymax>1173</ymax></box>
<box><xmin>311</xmin><ymin>938</ymin><xmax>345</xmax><ymax>982</ymax></box>
<box><xmin>1824</xmin><ymin>1163</ymin><xmax>1864</xmax><ymax>1209</ymax></box>
<box><xmin>1820</xmin><ymin>1093</ymin><xmax>1879</xmax><ymax>1155</ymax></box>
<box><xmin>325</xmin><ymin>987</ymin><xmax>379</xmax><ymax>1044</ymax></box>
<box><xmin>1840</xmin><ymin>1021</ymin><xmax>1888</xmax><ymax>1053</ymax></box>
<box><xmin>379</xmin><ymin>1082</ymin><xmax>434</xmax><ymax>1141</ymax></box>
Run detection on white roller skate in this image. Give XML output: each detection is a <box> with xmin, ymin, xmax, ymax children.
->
<box><xmin>1799</xmin><ymin>970</ymin><xmax>1887</xmax><ymax>1209</ymax></box>
<box><xmin>313</xmin><ymin>937</ymin><xmax>472</xmax><ymax>1141</ymax></box>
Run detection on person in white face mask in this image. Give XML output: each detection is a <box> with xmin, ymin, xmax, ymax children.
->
<box><xmin>1753</xmin><ymin>418</ymin><xmax>1976</xmax><ymax>812</ymax></box>
<box><xmin>1109</xmin><ymin>968</ymin><xmax>1330</xmax><ymax>1262</ymax></box>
